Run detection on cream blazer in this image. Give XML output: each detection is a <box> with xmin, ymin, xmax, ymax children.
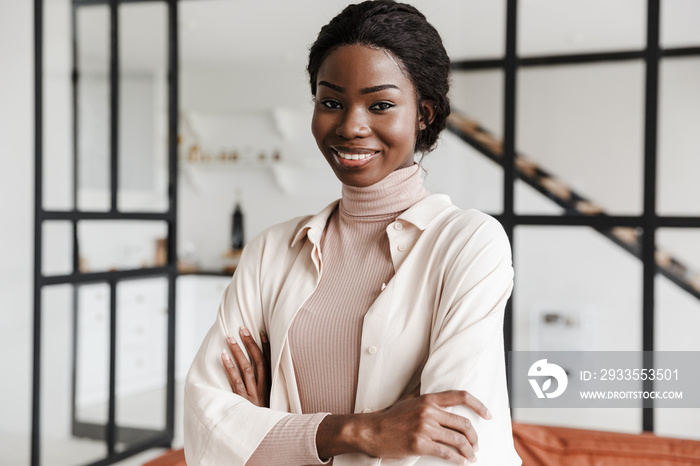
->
<box><xmin>184</xmin><ymin>194</ymin><xmax>522</xmax><ymax>465</ymax></box>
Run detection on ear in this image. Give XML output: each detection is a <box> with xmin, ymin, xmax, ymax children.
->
<box><xmin>418</xmin><ymin>100</ymin><xmax>436</xmax><ymax>130</ymax></box>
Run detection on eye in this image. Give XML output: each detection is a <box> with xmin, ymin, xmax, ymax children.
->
<box><xmin>320</xmin><ymin>99</ymin><xmax>342</xmax><ymax>109</ymax></box>
<box><xmin>370</xmin><ymin>101</ymin><xmax>394</xmax><ymax>111</ymax></box>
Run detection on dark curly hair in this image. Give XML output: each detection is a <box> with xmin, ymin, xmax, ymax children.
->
<box><xmin>308</xmin><ymin>0</ymin><xmax>451</xmax><ymax>153</ymax></box>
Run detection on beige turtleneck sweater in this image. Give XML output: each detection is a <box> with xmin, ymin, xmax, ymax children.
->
<box><xmin>247</xmin><ymin>164</ymin><xmax>430</xmax><ymax>465</ymax></box>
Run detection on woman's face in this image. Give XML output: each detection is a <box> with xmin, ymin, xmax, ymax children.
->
<box><xmin>311</xmin><ymin>44</ymin><xmax>432</xmax><ymax>187</ymax></box>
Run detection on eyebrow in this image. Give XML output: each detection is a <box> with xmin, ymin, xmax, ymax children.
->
<box><xmin>318</xmin><ymin>81</ymin><xmax>400</xmax><ymax>94</ymax></box>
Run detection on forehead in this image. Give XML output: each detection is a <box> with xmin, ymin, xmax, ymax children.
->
<box><xmin>316</xmin><ymin>44</ymin><xmax>414</xmax><ymax>91</ymax></box>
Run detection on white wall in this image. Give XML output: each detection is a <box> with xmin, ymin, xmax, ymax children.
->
<box><xmin>0</xmin><ymin>1</ymin><xmax>34</xmax><ymax>464</ymax></box>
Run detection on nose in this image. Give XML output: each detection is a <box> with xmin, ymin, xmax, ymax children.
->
<box><xmin>335</xmin><ymin>106</ymin><xmax>370</xmax><ymax>139</ymax></box>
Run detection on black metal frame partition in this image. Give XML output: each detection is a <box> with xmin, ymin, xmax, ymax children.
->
<box><xmin>450</xmin><ymin>0</ymin><xmax>700</xmax><ymax>433</ymax></box>
<box><xmin>33</xmin><ymin>0</ymin><xmax>179</xmax><ymax>464</ymax></box>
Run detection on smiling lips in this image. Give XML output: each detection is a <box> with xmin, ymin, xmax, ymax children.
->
<box><xmin>332</xmin><ymin>147</ymin><xmax>379</xmax><ymax>167</ymax></box>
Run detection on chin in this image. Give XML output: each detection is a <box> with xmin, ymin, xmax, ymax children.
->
<box><xmin>334</xmin><ymin>173</ymin><xmax>374</xmax><ymax>188</ymax></box>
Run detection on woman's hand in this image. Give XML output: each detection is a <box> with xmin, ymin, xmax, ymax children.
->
<box><xmin>317</xmin><ymin>390</ymin><xmax>491</xmax><ymax>465</ymax></box>
<box><xmin>221</xmin><ymin>327</ymin><xmax>271</xmax><ymax>408</ymax></box>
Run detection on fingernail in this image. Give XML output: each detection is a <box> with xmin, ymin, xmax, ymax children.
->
<box><xmin>470</xmin><ymin>454</ymin><xmax>478</xmax><ymax>463</ymax></box>
<box><xmin>228</xmin><ymin>337</ymin><xmax>237</xmax><ymax>346</ymax></box>
<box><xmin>474</xmin><ymin>444</ymin><xmax>479</xmax><ymax>452</ymax></box>
<box><xmin>485</xmin><ymin>409</ymin><xmax>492</xmax><ymax>420</ymax></box>
<box><xmin>221</xmin><ymin>351</ymin><xmax>230</xmax><ymax>361</ymax></box>
<box><xmin>260</xmin><ymin>331</ymin><xmax>268</xmax><ymax>343</ymax></box>
<box><xmin>240</xmin><ymin>327</ymin><xmax>250</xmax><ymax>337</ymax></box>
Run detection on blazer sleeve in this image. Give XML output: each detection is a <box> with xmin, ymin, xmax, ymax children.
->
<box><xmin>415</xmin><ymin>216</ymin><xmax>521</xmax><ymax>465</ymax></box>
<box><xmin>183</xmin><ymin>234</ymin><xmax>291</xmax><ymax>466</ymax></box>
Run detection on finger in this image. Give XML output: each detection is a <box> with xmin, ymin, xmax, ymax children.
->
<box><xmin>261</xmin><ymin>331</ymin><xmax>271</xmax><ymax>404</ymax></box>
<box><xmin>221</xmin><ymin>352</ymin><xmax>248</xmax><ymax>398</ymax></box>
<box><xmin>462</xmin><ymin>391</ymin><xmax>491</xmax><ymax>421</ymax></box>
<box><xmin>431</xmin><ymin>418</ymin><xmax>477</xmax><ymax>463</ymax></box>
<box><xmin>261</xmin><ymin>331</ymin><xmax>271</xmax><ymax>374</ymax></box>
<box><xmin>423</xmin><ymin>437</ymin><xmax>471</xmax><ymax>465</ymax></box>
<box><xmin>427</xmin><ymin>390</ymin><xmax>491</xmax><ymax>420</ymax></box>
<box><xmin>239</xmin><ymin>327</ymin><xmax>264</xmax><ymax>386</ymax></box>
<box><xmin>406</xmin><ymin>385</ymin><xmax>421</xmax><ymax>400</ymax></box>
<box><xmin>434</xmin><ymin>410</ymin><xmax>479</xmax><ymax>456</ymax></box>
<box><xmin>228</xmin><ymin>336</ymin><xmax>257</xmax><ymax>396</ymax></box>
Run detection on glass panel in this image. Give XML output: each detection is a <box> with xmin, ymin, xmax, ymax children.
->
<box><xmin>74</xmin><ymin>283</ymin><xmax>110</xmax><ymax>428</ymax></box>
<box><xmin>512</xmin><ymin>225</ymin><xmax>643</xmax><ymax>432</ymax></box>
<box><xmin>76</xmin><ymin>4</ymin><xmax>111</xmax><ymax>211</ymax></box>
<box><xmin>115</xmin><ymin>278</ymin><xmax>168</xmax><ymax>451</ymax></box>
<box><xmin>660</xmin><ymin>0</ymin><xmax>700</xmax><ymax>48</ymax></box>
<box><xmin>518</xmin><ymin>0</ymin><xmax>645</xmax><ymax>56</ymax></box>
<box><xmin>655</xmin><ymin>408</ymin><xmax>700</xmax><ymax>440</ymax></box>
<box><xmin>422</xmin><ymin>132</ymin><xmax>503</xmax><ymax>215</ymax></box>
<box><xmin>118</xmin><ymin>2</ymin><xmax>169</xmax><ymax>212</ymax></box>
<box><xmin>513</xmin><ymin>225</ymin><xmax>643</xmax><ymax>351</ymax></box>
<box><xmin>421</xmin><ymin>0</ymin><xmax>505</xmax><ymax>60</ymax></box>
<box><xmin>516</xmin><ymin>61</ymin><xmax>645</xmax><ymax>215</ymax></box>
<box><xmin>514</xmin><ymin>179</ymin><xmax>566</xmax><ymax>215</ymax></box>
<box><xmin>450</xmin><ymin>70</ymin><xmax>504</xmax><ymax>140</ymax></box>
<box><xmin>655</xmin><ymin>229</ymin><xmax>700</xmax><ymax>439</ymax></box>
<box><xmin>77</xmin><ymin>220</ymin><xmax>168</xmax><ymax>273</ymax></box>
<box><xmin>41</xmin><ymin>285</ymin><xmax>106</xmax><ymax>465</ymax></box>
<box><xmin>43</xmin><ymin>0</ymin><xmax>74</xmax><ymax>211</ymax></box>
<box><xmin>655</xmin><ymin>228</ymin><xmax>700</xmax><ymax>439</ymax></box>
<box><xmin>657</xmin><ymin>229</ymin><xmax>700</xmax><ymax>276</ymax></box>
<box><xmin>439</xmin><ymin>69</ymin><xmax>504</xmax><ymax>214</ymax></box>
<box><xmin>42</xmin><ymin>221</ymin><xmax>73</xmax><ymax>276</ymax></box>
<box><xmin>657</xmin><ymin>57</ymin><xmax>700</xmax><ymax>216</ymax></box>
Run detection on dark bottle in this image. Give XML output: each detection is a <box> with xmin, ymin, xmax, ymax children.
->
<box><xmin>231</xmin><ymin>202</ymin><xmax>244</xmax><ymax>250</ymax></box>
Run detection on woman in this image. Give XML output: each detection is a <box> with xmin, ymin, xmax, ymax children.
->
<box><xmin>184</xmin><ymin>2</ymin><xmax>520</xmax><ymax>465</ymax></box>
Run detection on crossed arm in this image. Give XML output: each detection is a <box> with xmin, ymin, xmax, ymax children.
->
<box><xmin>221</xmin><ymin>327</ymin><xmax>490</xmax><ymax>465</ymax></box>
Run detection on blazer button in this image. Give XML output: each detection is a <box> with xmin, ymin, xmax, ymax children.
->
<box><xmin>362</xmin><ymin>408</ymin><xmax>372</xmax><ymax>413</ymax></box>
<box><xmin>397</xmin><ymin>244</ymin><xmax>407</xmax><ymax>252</ymax></box>
<box><xmin>368</xmin><ymin>345</ymin><xmax>378</xmax><ymax>354</ymax></box>
<box><xmin>393</xmin><ymin>222</ymin><xmax>403</xmax><ymax>231</ymax></box>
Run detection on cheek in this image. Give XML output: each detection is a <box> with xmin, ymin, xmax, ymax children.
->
<box><xmin>311</xmin><ymin>110</ymin><xmax>326</xmax><ymax>145</ymax></box>
<box><xmin>311</xmin><ymin>111</ymin><xmax>333</xmax><ymax>145</ymax></box>
<box><xmin>383</xmin><ymin>113</ymin><xmax>417</xmax><ymax>146</ymax></box>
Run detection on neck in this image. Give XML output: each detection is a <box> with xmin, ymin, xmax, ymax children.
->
<box><xmin>339</xmin><ymin>164</ymin><xmax>430</xmax><ymax>217</ymax></box>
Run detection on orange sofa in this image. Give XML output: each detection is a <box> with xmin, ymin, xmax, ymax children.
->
<box><xmin>512</xmin><ymin>422</ymin><xmax>700</xmax><ymax>465</ymax></box>
<box><xmin>145</xmin><ymin>423</ymin><xmax>700</xmax><ymax>465</ymax></box>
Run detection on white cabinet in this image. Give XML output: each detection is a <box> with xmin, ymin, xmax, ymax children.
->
<box><xmin>176</xmin><ymin>275</ymin><xmax>231</xmax><ymax>381</ymax></box>
<box><xmin>74</xmin><ymin>275</ymin><xmax>230</xmax><ymax>409</ymax></box>
<box><xmin>75</xmin><ymin>278</ymin><xmax>168</xmax><ymax>408</ymax></box>
<box><xmin>116</xmin><ymin>278</ymin><xmax>169</xmax><ymax>396</ymax></box>
<box><xmin>76</xmin><ymin>283</ymin><xmax>110</xmax><ymax>408</ymax></box>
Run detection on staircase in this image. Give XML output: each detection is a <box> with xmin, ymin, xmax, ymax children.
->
<box><xmin>447</xmin><ymin>110</ymin><xmax>700</xmax><ymax>301</ymax></box>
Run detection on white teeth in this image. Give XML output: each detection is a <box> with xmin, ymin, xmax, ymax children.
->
<box><xmin>336</xmin><ymin>151</ymin><xmax>375</xmax><ymax>161</ymax></box>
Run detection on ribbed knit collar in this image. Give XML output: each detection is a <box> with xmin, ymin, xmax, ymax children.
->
<box><xmin>339</xmin><ymin>164</ymin><xmax>430</xmax><ymax>217</ymax></box>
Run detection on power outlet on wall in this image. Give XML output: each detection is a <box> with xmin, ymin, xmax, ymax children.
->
<box><xmin>531</xmin><ymin>306</ymin><xmax>595</xmax><ymax>352</ymax></box>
